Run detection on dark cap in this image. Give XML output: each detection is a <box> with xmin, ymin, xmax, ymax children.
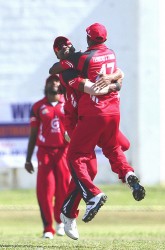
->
<box><xmin>86</xmin><ymin>23</ymin><xmax>107</xmax><ymax>42</ymax></box>
<box><xmin>53</xmin><ymin>36</ymin><xmax>72</xmax><ymax>53</ymax></box>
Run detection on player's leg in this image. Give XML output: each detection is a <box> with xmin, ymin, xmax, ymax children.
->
<box><xmin>100</xmin><ymin>115</ymin><xmax>145</xmax><ymax>201</ymax></box>
<box><xmin>118</xmin><ymin>130</ymin><xmax>130</xmax><ymax>151</ymax></box>
<box><xmin>67</xmin><ymin>116</ymin><xmax>102</xmax><ymax>200</ymax></box>
<box><xmin>61</xmin><ymin>151</ymin><xmax>98</xmax><ymax>218</ymax></box>
<box><xmin>67</xmin><ymin>116</ymin><xmax>107</xmax><ymax>222</ymax></box>
<box><xmin>53</xmin><ymin>147</ymin><xmax>70</xmax><ymax>236</ymax></box>
<box><xmin>60</xmin><ymin>152</ymin><xmax>98</xmax><ymax>239</ymax></box>
<box><xmin>36</xmin><ymin>147</ymin><xmax>55</xmax><ymax>238</ymax></box>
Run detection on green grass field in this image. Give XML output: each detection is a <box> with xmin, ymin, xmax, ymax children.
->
<box><xmin>0</xmin><ymin>184</ymin><xmax>165</xmax><ymax>249</ymax></box>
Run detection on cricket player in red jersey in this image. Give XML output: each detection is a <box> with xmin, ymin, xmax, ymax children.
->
<box><xmin>25</xmin><ymin>75</ymin><xmax>71</xmax><ymax>239</ymax></box>
<box><xmin>48</xmin><ymin>31</ymin><xmax>145</xmax><ymax>239</ymax></box>
<box><xmin>50</xmin><ymin>36</ymin><xmax>130</xmax><ymax>149</ymax></box>
<box><xmin>50</xmin><ymin>38</ymin><xmax>120</xmax><ymax>240</ymax></box>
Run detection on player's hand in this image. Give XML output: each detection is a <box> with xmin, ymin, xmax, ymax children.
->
<box><xmin>64</xmin><ymin>131</ymin><xmax>70</xmax><ymax>143</ymax></box>
<box><xmin>25</xmin><ymin>162</ymin><xmax>34</xmax><ymax>174</ymax></box>
<box><xmin>94</xmin><ymin>73</ymin><xmax>113</xmax><ymax>90</ymax></box>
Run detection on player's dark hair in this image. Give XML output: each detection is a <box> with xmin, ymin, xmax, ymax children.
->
<box><xmin>44</xmin><ymin>75</ymin><xmax>62</xmax><ymax>95</ymax></box>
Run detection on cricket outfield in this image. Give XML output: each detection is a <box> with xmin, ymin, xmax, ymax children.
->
<box><xmin>0</xmin><ymin>184</ymin><xmax>165</xmax><ymax>249</ymax></box>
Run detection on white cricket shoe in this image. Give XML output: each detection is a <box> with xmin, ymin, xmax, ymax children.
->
<box><xmin>43</xmin><ymin>232</ymin><xmax>54</xmax><ymax>239</ymax></box>
<box><xmin>56</xmin><ymin>222</ymin><xmax>65</xmax><ymax>236</ymax></box>
<box><xmin>82</xmin><ymin>192</ymin><xmax>107</xmax><ymax>223</ymax></box>
<box><xmin>60</xmin><ymin>213</ymin><xmax>79</xmax><ymax>240</ymax></box>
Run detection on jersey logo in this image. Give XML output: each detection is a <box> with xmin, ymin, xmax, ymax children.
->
<box><xmin>40</xmin><ymin>105</ymin><xmax>49</xmax><ymax>115</ymax></box>
<box><xmin>51</xmin><ymin>116</ymin><xmax>60</xmax><ymax>133</ymax></box>
<box><xmin>42</xmin><ymin>108</ymin><xmax>49</xmax><ymax>114</ymax></box>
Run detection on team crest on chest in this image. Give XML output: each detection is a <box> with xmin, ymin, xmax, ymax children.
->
<box><xmin>40</xmin><ymin>105</ymin><xmax>49</xmax><ymax>115</ymax></box>
<box><xmin>51</xmin><ymin>116</ymin><xmax>60</xmax><ymax>133</ymax></box>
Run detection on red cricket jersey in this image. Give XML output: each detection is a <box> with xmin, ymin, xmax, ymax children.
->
<box><xmin>30</xmin><ymin>95</ymin><xmax>68</xmax><ymax>147</ymax></box>
<box><xmin>60</xmin><ymin>44</ymin><xmax>120</xmax><ymax>116</ymax></box>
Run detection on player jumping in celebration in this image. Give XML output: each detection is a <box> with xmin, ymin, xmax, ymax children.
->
<box><xmin>49</xmin><ymin>24</ymin><xmax>145</xmax><ymax>240</ymax></box>
<box><xmin>49</xmin><ymin>36</ymin><xmax>131</xmax><ymax>240</ymax></box>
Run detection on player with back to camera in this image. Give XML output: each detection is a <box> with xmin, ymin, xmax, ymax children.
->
<box><xmin>50</xmin><ymin>36</ymin><xmax>129</xmax><ymax>147</ymax></box>
<box><xmin>50</xmin><ymin>24</ymin><xmax>145</xmax><ymax>240</ymax></box>
<box><xmin>50</xmin><ymin>36</ymin><xmax>130</xmax><ymax>240</ymax></box>
<box><xmin>25</xmin><ymin>75</ymin><xmax>71</xmax><ymax>239</ymax></box>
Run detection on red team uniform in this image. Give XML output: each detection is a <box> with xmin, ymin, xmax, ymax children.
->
<box><xmin>59</xmin><ymin>40</ymin><xmax>134</xmax><ymax>218</ymax></box>
<box><xmin>30</xmin><ymin>95</ymin><xmax>70</xmax><ymax>234</ymax></box>
<box><xmin>59</xmin><ymin>71</ymin><xmax>98</xmax><ymax>218</ymax></box>
<box><xmin>49</xmin><ymin>24</ymin><xmax>145</xmax><ymax>241</ymax></box>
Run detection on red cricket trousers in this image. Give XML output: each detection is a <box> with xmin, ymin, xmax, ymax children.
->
<box><xmin>118</xmin><ymin>130</ymin><xmax>130</xmax><ymax>151</ymax></box>
<box><xmin>66</xmin><ymin>114</ymin><xmax>134</xmax><ymax>203</ymax></box>
<box><xmin>62</xmin><ymin>151</ymin><xmax>97</xmax><ymax>218</ymax></box>
<box><xmin>36</xmin><ymin>146</ymin><xmax>70</xmax><ymax>234</ymax></box>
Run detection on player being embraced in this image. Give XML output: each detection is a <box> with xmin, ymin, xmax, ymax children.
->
<box><xmin>50</xmin><ymin>36</ymin><xmax>130</xmax><ymax>149</ymax></box>
<box><xmin>50</xmin><ymin>27</ymin><xmax>143</xmax><ymax>239</ymax></box>
<box><xmin>50</xmin><ymin>36</ymin><xmax>130</xmax><ymax>237</ymax></box>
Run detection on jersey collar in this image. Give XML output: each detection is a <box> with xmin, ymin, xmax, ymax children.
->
<box><xmin>86</xmin><ymin>43</ymin><xmax>107</xmax><ymax>51</ymax></box>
